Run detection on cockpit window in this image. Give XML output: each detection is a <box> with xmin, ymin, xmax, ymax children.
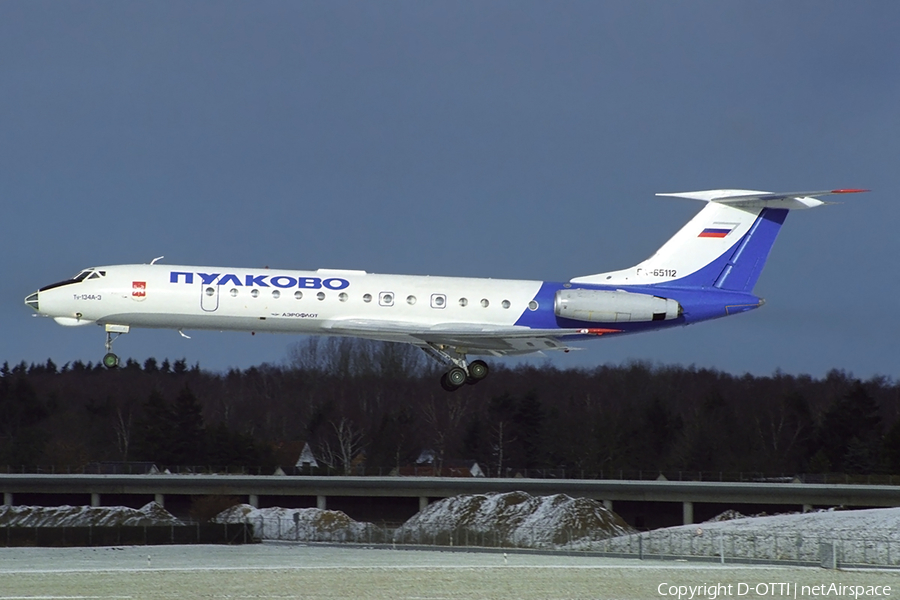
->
<box><xmin>38</xmin><ymin>268</ymin><xmax>106</xmax><ymax>292</ymax></box>
<box><xmin>72</xmin><ymin>269</ymin><xmax>105</xmax><ymax>281</ymax></box>
<box><xmin>40</xmin><ymin>268</ymin><xmax>104</xmax><ymax>292</ymax></box>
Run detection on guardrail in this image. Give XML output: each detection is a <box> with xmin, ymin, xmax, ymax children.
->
<box><xmin>0</xmin><ymin>522</ymin><xmax>255</xmax><ymax>547</ymax></box>
<box><xmin>4</xmin><ymin>464</ymin><xmax>900</xmax><ymax>485</ymax></box>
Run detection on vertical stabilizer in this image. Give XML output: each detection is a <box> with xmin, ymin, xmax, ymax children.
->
<box><xmin>571</xmin><ymin>189</ymin><xmax>864</xmax><ymax>291</ymax></box>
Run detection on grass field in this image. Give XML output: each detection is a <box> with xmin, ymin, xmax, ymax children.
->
<box><xmin>1</xmin><ymin>543</ymin><xmax>899</xmax><ymax>599</ymax></box>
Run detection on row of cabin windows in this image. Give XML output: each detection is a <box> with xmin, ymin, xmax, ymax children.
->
<box><xmin>205</xmin><ymin>287</ymin><xmax>540</xmax><ymax>311</ymax></box>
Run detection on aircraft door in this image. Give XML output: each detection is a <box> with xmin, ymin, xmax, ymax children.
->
<box><xmin>200</xmin><ymin>284</ymin><xmax>220</xmax><ymax>312</ymax></box>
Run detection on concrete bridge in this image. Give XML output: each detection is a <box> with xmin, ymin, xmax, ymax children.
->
<box><xmin>3</xmin><ymin>474</ymin><xmax>900</xmax><ymax>529</ymax></box>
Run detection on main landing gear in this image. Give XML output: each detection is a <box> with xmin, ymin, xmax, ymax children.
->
<box><xmin>101</xmin><ymin>324</ymin><xmax>130</xmax><ymax>369</ymax></box>
<box><xmin>423</xmin><ymin>344</ymin><xmax>490</xmax><ymax>392</ymax></box>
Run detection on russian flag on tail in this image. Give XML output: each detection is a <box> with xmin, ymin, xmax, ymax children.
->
<box><xmin>698</xmin><ymin>227</ymin><xmax>732</xmax><ymax>238</ymax></box>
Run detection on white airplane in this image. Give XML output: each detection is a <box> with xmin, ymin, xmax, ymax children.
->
<box><xmin>25</xmin><ymin>188</ymin><xmax>865</xmax><ymax>390</ymax></box>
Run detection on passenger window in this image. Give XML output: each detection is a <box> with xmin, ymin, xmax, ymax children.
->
<box><xmin>230</xmin><ymin>288</ymin><xmax>238</xmax><ymax>297</ymax></box>
<box><xmin>528</xmin><ymin>300</ymin><xmax>538</xmax><ymax>311</ymax></box>
<box><xmin>407</xmin><ymin>295</ymin><xmax>416</xmax><ymax>305</ymax></box>
<box><xmin>431</xmin><ymin>294</ymin><xmax>446</xmax><ymax>309</ymax></box>
<box><xmin>379</xmin><ymin>292</ymin><xmax>394</xmax><ymax>306</ymax></box>
<box><xmin>480</xmin><ymin>299</ymin><xmax>489</xmax><ymax>308</ymax></box>
<box><xmin>339</xmin><ymin>292</ymin><xmax>348</xmax><ymax>302</ymax></box>
<box><xmin>272</xmin><ymin>290</ymin><xmax>281</xmax><ymax>299</ymax></box>
<box><xmin>317</xmin><ymin>292</ymin><xmax>325</xmax><ymax>301</ymax></box>
<box><xmin>459</xmin><ymin>298</ymin><xmax>468</xmax><ymax>307</ymax></box>
<box><xmin>501</xmin><ymin>300</ymin><xmax>510</xmax><ymax>309</ymax></box>
<box><xmin>205</xmin><ymin>287</ymin><xmax>215</xmax><ymax>296</ymax></box>
<box><xmin>251</xmin><ymin>289</ymin><xmax>259</xmax><ymax>298</ymax></box>
<box><xmin>363</xmin><ymin>293</ymin><xmax>372</xmax><ymax>303</ymax></box>
<box><xmin>294</xmin><ymin>291</ymin><xmax>303</xmax><ymax>300</ymax></box>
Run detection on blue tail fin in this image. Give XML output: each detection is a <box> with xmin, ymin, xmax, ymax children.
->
<box><xmin>712</xmin><ymin>208</ymin><xmax>788</xmax><ymax>292</ymax></box>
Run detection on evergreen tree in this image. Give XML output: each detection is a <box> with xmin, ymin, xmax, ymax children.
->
<box><xmin>816</xmin><ymin>382</ymin><xmax>882</xmax><ymax>473</ymax></box>
<box><xmin>170</xmin><ymin>385</ymin><xmax>206</xmax><ymax>465</ymax></box>
<box><xmin>0</xmin><ymin>374</ymin><xmax>48</xmax><ymax>464</ymax></box>
<box><xmin>515</xmin><ymin>391</ymin><xmax>545</xmax><ymax>470</ymax></box>
<box><xmin>205</xmin><ymin>423</ymin><xmax>273</xmax><ymax>468</ymax></box>
<box><xmin>882</xmin><ymin>418</ymin><xmax>900</xmax><ymax>474</ymax></box>
<box><xmin>132</xmin><ymin>389</ymin><xmax>174</xmax><ymax>464</ymax></box>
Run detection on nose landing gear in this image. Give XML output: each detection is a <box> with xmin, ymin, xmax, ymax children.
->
<box><xmin>101</xmin><ymin>324</ymin><xmax>130</xmax><ymax>369</ymax></box>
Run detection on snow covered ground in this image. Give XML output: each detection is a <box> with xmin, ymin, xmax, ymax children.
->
<box><xmin>393</xmin><ymin>491</ymin><xmax>635</xmax><ymax>547</ymax></box>
<box><xmin>596</xmin><ymin>508</ymin><xmax>900</xmax><ymax>567</ymax></box>
<box><xmin>212</xmin><ymin>492</ymin><xmax>635</xmax><ymax>548</ymax></box>
<box><xmin>213</xmin><ymin>504</ymin><xmax>381</xmax><ymax>542</ymax></box>
<box><xmin>0</xmin><ymin>501</ymin><xmax>181</xmax><ymax>527</ymax></box>
<box><xmin>216</xmin><ymin>497</ymin><xmax>900</xmax><ymax>567</ymax></box>
<box><xmin>5</xmin><ymin>495</ymin><xmax>900</xmax><ymax>568</ymax></box>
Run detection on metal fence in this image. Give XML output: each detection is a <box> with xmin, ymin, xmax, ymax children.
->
<box><xmin>0</xmin><ymin>522</ymin><xmax>255</xmax><ymax>547</ymax></box>
<box><xmin>243</xmin><ymin>515</ymin><xmax>900</xmax><ymax>569</ymax></box>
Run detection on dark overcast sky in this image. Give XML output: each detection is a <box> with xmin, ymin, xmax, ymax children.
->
<box><xmin>3</xmin><ymin>2</ymin><xmax>898</xmax><ymax>378</ymax></box>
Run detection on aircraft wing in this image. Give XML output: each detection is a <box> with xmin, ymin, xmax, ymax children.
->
<box><xmin>322</xmin><ymin>319</ymin><xmax>620</xmax><ymax>356</ymax></box>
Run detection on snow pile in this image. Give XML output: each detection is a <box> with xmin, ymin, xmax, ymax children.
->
<box><xmin>599</xmin><ymin>507</ymin><xmax>900</xmax><ymax>565</ymax></box>
<box><xmin>0</xmin><ymin>502</ymin><xmax>181</xmax><ymax>527</ymax></box>
<box><xmin>706</xmin><ymin>509</ymin><xmax>748</xmax><ymax>522</ymax></box>
<box><xmin>697</xmin><ymin>506</ymin><xmax>900</xmax><ymax>539</ymax></box>
<box><xmin>213</xmin><ymin>504</ymin><xmax>381</xmax><ymax>543</ymax></box>
<box><xmin>393</xmin><ymin>491</ymin><xmax>635</xmax><ymax>548</ymax></box>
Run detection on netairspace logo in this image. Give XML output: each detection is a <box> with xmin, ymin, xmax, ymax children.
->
<box><xmin>657</xmin><ymin>582</ymin><xmax>892</xmax><ymax>599</ymax></box>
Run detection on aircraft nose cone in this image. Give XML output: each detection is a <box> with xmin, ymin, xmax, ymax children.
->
<box><xmin>25</xmin><ymin>291</ymin><xmax>39</xmax><ymax>312</ymax></box>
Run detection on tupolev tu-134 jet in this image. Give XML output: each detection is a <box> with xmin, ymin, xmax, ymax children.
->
<box><xmin>25</xmin><ymin>188</ymin><xmax>865</xmax><ymax>391</ymax></box>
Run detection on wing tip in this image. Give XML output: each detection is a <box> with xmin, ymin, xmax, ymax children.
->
<box><xmin>830</xmin><ymin>188</ymin><xmax>870</xmax><ymax>194</ymax></box>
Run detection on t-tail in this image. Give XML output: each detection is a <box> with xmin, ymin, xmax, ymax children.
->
<box><xmin>571</xmin><ymin>189</ymin><xmax>867</xmax><ymax>292</ymax></box>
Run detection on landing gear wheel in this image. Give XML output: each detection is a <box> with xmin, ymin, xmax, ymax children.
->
<box><xmin>446</xmin><ymin>366</ymin><xmax>468</xmax><ymax>387</ymax></box>
<box><xmin>102</xmin><ymin>352</ymin><xmax>119</xmax><ymax>369</ymax></box>
<box><xmin>467</xmin><ymin>360</ymin><xmax>489</xmax><ymax>383</ymax></box>
<box><xmin>440</xmin><ymin>372</ymin><xmax>460</xmax><ymax>392</ymax></box>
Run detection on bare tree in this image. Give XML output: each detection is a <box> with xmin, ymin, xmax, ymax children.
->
<box><xmin>288</xmin><ymin>337</ymin><xmax>431</xmax><ymax>378</ymax></box>
<box><xmin>317</xmin><ymin>418</ymin><xmax>366</xmax><ymax>475</ymax></box>
<box><xmin>113</xmin><ymin>404</ymin><xmax>133</xmax><ymax>461</ymax></box>
<box><xmin>421</xmin><ymin>394</ymin><xmax>470</xmax><ymax>476</ymax></box>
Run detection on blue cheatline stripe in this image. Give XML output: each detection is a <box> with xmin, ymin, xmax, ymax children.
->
<box><xmin>513</xmin><ymin>281</ymin><xmax>763</xmax><ymax>331</ymax></box>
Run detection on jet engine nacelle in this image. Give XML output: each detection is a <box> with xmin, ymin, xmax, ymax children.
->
<box><xmin>554</xmin><ymin>288</ymin><xmax>682</xmax><ymax>323</ymax></box>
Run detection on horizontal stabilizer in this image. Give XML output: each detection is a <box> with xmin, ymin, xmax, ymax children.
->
<box><xmin>657</xmin><ymin>188</ymin><xmax>868</xmax><ymax>210</ymax></box>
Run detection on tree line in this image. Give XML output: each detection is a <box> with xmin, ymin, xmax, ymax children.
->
<box><xmin>2</xmin><ymin>338</ymin><xmax>900</xmax><ymax>478</ymax></box>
